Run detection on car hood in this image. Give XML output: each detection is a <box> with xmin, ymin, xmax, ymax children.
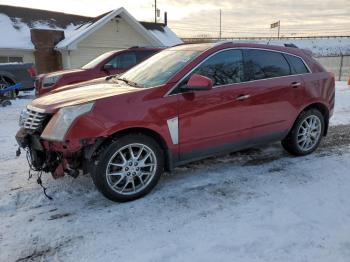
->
<box><xmin>40</xmin><ymin>69</ymin><xmax>86</xmax><ymax>79</ymax></box>
<box><xmin>31</xmin><ymin>81</ymin><xmax>140</xmax><ymax>113</ymax></box>
<box><xmin>50</xmin><ymin>77</ymin><xmax>107</xmax><ymax>94</ymax></box>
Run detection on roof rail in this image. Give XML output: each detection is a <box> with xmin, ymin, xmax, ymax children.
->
<box><xmin>211</xmin><ymin>41</ymin><xmax>301</xmax><ymax>49</ymax></box>
<box><xmin>213</xmin><ymin>40</ymin><xmax>233</xmax><ymax>46</ymax></box>
<box><xmin>128</xmin><ymin>45</ymin><xmax>166</xmax><ymax>49</ymax></box>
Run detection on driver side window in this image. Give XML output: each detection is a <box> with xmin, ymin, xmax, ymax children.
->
<box><xmin>176</xmin><ymin>49</ymin><xmax>244</xmax><ymax>93</ymax></box>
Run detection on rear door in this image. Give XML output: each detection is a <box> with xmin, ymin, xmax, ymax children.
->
<box><xmin>241</xmin><ymin>49</ymin><xmax>305</xmax><ymax>136</ymax></box>
<box><xmin>283</xmin><ymin>53</ymin><xmax>313</xmax><ymax>110</ymax></box>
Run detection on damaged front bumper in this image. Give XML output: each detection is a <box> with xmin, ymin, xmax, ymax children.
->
<box><xmin>16</xmin><ymin>127</ymin><xmax>98</xmax><ymax>179</ymax></box>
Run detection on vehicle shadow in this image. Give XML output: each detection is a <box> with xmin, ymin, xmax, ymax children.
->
<box><xmin>11</xmin><ymin>124</ymin><xmax>350</xmax><ymax>213</ymax></box>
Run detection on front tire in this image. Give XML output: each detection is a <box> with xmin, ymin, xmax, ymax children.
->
<box><xmin>282</xmin><ymin>109</ymin><xmax>325</xmax><ymax>156</ymax></box>
<box><xmin>0</xmin><ymin>77</ymin><xmax>16</xmax><ymax>99</ymax></box>
<box><xmin>91</xmin><ymin>134</ymin><xmax>164</xmax><ymax>202</ymax></box>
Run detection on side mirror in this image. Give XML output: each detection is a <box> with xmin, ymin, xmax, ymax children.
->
<box><xmin>185</xmin><ymin>74</ymin><xmax>213</xmax><ymax>91</ymax></box>
<box><xmin>103</xmin><ymin>64</ymin><xmax>114</xmax><ymax>72</ymax></box>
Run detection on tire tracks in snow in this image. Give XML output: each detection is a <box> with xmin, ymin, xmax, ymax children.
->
<box><xmin>175</xmin><ymin>124</ymin><xmax>350</xmax><ymax>176</ymax></box>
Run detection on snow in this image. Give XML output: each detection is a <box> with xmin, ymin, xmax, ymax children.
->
<box><xmin>54</xmin><ymin>7</ymin><xmax>118</xmax><ymax>50</ymax></box>
<box><xmin>55</xmin><ymin>8</ymin><xmax>183</xmax><ymax>50</ymax></box>
<box><xmin>0</xmin><ymin>14</ymin><xmax>35</xmax><ymax>50</ymax></box>
<box><xmin>148</xmin><ymin>26</ymin><xmax>184</xmax><ymax>47</ymax></box>
<box><xmin>54</xmin><ymin>22</ymin><xmax>93</xmax><ymax>50</ymax></box>
<box><xmin>0</xmin><ymin>62</ymin><xmax>22</xmax><ymax>65</ymax></box>
<box><xmin>0</xmin><ymin>13</ymin><xmax>84</xmax><ymax>50</ymax></box>
<box><xmin>0</xmin><ymin>8</ymin><xmax>182</xmax><ymax>51</ymax></box>
<box><xmin>0</xmin><ymin>83</ymin><xmax>350</xmax><ymax>261</ymax></box>
<box><xmin>330</xmin><ymin>81</ymin><xmax>350</xmax><ymax>125</ymax></box>
<box><xmin>231</xmin><ymin>38</ymin><xmax>350</xmax><ymax>56</ymax></box>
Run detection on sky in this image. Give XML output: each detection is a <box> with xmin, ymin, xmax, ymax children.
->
<box><xmin>0</xmin><ymin>0</ymin><xmax>349</xmax><ymax>38</ymax></box>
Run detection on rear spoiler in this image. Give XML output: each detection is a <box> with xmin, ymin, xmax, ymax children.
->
<box><xmin>301</xmin><ymin>49</ymin><xmax>313</xmax><ymax>57</ymax></box>
<box><xmin>283</xmin><ymin>43</ymin><xmax>313</xmax><ymax>57</ymax></box>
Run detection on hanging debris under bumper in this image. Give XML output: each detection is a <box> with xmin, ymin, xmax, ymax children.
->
<box><xmin>15</xmin><ymin>128</ymin><xmax>99</xmax><ymax>179</ymax></box>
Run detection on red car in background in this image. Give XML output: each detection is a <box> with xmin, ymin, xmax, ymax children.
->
<box><xmin>35</xmin><ymin>47</ymin><xmax>161</xmax><ymax>96</ymax></box>
<box><xmin>17</xmin><ymin>42</ymin><xmax>335</xmax><ymax>202</ymax></box>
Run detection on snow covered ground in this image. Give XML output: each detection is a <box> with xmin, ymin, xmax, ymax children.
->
<box><xmin>235</xmin><ymin>38</ymin><xmax>350</xmax><ymax>57</ymax></box>
<box><xmin>0</xmin><ymin>82</ymin><xmax>350</xmax><ymax>262</ymax></box>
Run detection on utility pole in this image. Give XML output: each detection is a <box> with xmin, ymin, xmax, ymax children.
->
<box><xmin>219</xmin><ymin>9</ymin><xmax>222</xmax><ymax>39</ymax></box>
<box><xmin>339</xmin><ymin>52</ymin><xmax>344</xmax><ymax>81</ymax></box>
<box><xmin>154</xmin><ymin>0</ymin><xmax>157</xmax><ymax>23</ymax></box>
<box><xmin>278</xmin><ymin>20</ymin><xmax>280</xmax><ymax>39</ymax></box>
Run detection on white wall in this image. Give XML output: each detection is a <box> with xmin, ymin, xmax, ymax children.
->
<box><xmin>64</xmin><ymin>18</ymin><xmax>153</xmax><ymax>69</ymax></box>
<box><xmin>0</xmin><ymin>49</ymin><xmax>35</xmax><ymax>64</ymax></box>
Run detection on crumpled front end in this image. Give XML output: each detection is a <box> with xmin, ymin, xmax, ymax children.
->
<box><xmin>15</xmin><ymin>104</ymin><xmax>96</xmax><ymax>178</ymax></box>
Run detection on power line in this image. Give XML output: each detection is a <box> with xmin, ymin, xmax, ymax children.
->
<box><xmin>172</xmin><ymin>26</ymin><xmax>350</xmax><ymax>34</ymax></box>
<box><xmin>170</xmin><ymin>24</ymin><xmax>350</xmax><ymax>31</ymax></box>
<box><xmin>171</xmin><ymin>28</ymin><xmax>350</xmax><ymax>35</ymax></box>
<box><xmin>170</xmin><ymin>20</ymin><xmax>350</xmax><ymax>28</ymax></box>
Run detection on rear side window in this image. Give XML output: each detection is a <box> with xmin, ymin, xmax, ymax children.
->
<box><xmin>284</xmin><ymin>54</ymin><xmax>310</xmax><ymax>74</ymax></box>
<box><xmin>244</xmin><ymin>49</ymin><xmax>291</xmax><ymax>80</ymax></box>
<box><xmin>192</xmin><ymin>49</ymin><xmax>244</xmax><ymax>86</ymax></box>
<box><xmin>106</xmin><ymin>52</ymin><xmax>137</xmax><ymax>69</ymax></box>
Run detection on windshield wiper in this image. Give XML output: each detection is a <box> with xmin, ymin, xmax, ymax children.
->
<box><xmin>116</xmin><ymin>77</ymin><xmax>142</xmax><ymax>88</ymax></box>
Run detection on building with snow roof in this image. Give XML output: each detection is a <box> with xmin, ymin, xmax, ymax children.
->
<box><xmin>0</xmin><ymin>5</ymin><xmax>182</xmax><ymax>73</ymax></box>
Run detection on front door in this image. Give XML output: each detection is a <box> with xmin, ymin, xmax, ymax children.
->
<box><xmin>177</xmin><ymin>49</ymin><xmax>255</xmax><ymax>161</ymax></box>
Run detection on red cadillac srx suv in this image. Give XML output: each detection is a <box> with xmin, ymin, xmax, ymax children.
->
<box><xmin>16</xmin><ymin>42</ymin><xmax>335</xmax><ymax>202</ymax></box>
<box><xmin>35</xmin><ymin>47</ymin><xmax>161</xmax><ymax>96</ymax></box>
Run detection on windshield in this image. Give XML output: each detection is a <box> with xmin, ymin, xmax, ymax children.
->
<box><xmin>82</xmin><ymin>51</ymin><xmax>115</xmax><ymax>69</ymax></box>
<box><xmin>120</xmin><ymin>48</ymin><xmax>202</xmax><ymax>88</ymax></box>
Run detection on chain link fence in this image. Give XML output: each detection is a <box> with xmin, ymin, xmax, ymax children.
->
<box><xmin>315</xmin><ymin>55</ymin><xmax>350</xmax><ymax>81</ymax></box>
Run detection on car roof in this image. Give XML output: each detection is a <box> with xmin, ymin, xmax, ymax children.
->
<box><xmin>166</xmin><ymin>43</ymin><xmax>216</xmax><ymax>52</ymax></box>
<box><xmin>105</xmin><ymin>47</ymin><xmax>162</xmax><ymax>56</ymax></box>
<box><xmin>171</xmin><ymin>42</ymin><xmax>307</xmax><ymax>58</ymax></box>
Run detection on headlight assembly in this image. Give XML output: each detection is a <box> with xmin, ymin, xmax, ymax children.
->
<box><xmin>41</xmin><ymin>103</ymin><xmax>94</xmax><ymax>141</ymax></box>
<box><xmin>43</xmin><ymin>75</ymin><xmax>61</xmax><ymax>88</ymax></box>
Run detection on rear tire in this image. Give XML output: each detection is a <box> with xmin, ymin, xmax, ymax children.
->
<box><xmin>91</xmin><ymin>134</ymin><xmax>164</xmax><ymax>202</ymax></box>
<box><xmin>282</xmin><ymin>109</ymin><xmax>325</xmax><ymax>156</ymax></box>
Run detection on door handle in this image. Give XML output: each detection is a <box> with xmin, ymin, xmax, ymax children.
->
<box><xmin>236</xmin><ymin>94</ymin><xmax>251</xmax><ymax>101</ymax></box>
<box><xmin>291</xmin><ymin>82</ymin><xmax>301</xmax><ymax>88</ymax></box>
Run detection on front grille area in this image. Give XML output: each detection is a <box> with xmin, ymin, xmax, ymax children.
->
<box><xmin>21</xmin><ymin>106</ymin><xmax>47</xmax><ymax>130</ymax></box>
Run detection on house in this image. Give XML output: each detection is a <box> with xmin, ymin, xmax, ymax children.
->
<box><xmin>0</xmin><ymin>5</ymin><xmax>182</xmax><ymax>73</ymax></box>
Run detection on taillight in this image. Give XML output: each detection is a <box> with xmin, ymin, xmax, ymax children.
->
<box><xmin>348</xmin><ymin>78</ymin><xmax>350</xmax><ymax>86</ymax></box>
<box><xmin>329</xmin><ymin>72</ymin><xmax>336</xmax><ymax>85</ymax></box>
<box><xmin>27</xmin><ymin>67</ymin><xmax>37</xmax><ymax>78</ymax></box>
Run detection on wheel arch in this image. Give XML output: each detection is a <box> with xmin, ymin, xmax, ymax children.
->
<box><xmin>88</xmin><ymin>127</ymin><xmax>173</xmax><ymax>172</ymax></box>
<box><xmin>298</xmin><ymin>102</ymin><xmax>330</xmax><ymax>136</ymax></box>
<box><xmin>0</xmin><ymin>72</ymin><xmax>16</xmax><ymax>84</ymax></box>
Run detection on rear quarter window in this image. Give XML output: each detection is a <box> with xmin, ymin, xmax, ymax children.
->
<box><xmin>284</xmin><ymin>54</ymin><xmax>310</xmax><ymax>74</ymax></box>
<box><xmin>244</xmin><ymin>49</ymin><xmax>291</xmax><ymax>80</ymax></box>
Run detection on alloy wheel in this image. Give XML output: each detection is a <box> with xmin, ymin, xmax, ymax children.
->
<box><xmin>105</xmin><ymin>143</ymin><xmax>157</xmax><ymax>195</ymax></box>
<box><xmin>296</xmin><ymin>115</ymin><xmax>322</xmax><ymax>152</ymax></box>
